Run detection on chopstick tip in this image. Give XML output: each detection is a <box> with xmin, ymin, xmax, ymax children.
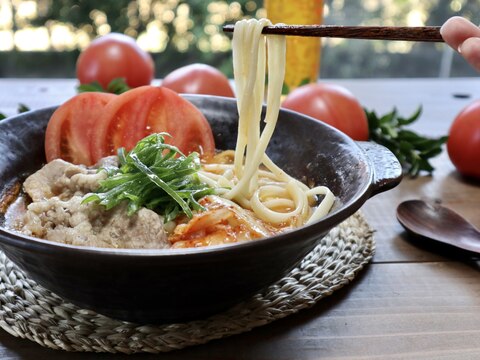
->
<box><xmin>222</xmin><ymin>24</ymin><xmax>235</xmax><ymax>33</ymax></box>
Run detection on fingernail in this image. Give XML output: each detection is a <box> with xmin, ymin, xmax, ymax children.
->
<box><xmin>439</xmin><ymin>25</ymin><xmax>445</xmax><ymax>36</ymax></box>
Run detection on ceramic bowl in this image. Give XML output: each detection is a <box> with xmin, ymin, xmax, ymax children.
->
<box><xmin>0</xmin><ymin>95</ymin><xmax>402</xmax><ymax>323</ymax></box>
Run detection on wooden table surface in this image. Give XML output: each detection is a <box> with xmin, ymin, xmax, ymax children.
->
<box><xmin>0</xmin><ymin>78</ymin><xmax>479</xmax><ymax>359</ymax></box>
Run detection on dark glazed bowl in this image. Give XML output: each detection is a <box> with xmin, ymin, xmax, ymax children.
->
<box><xmin>0</xmin><ymin>95</ymin><xmax>402</xmax><ymax>324</ymax></box>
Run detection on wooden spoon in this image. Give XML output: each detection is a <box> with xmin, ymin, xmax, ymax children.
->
<box><xmin>396</xmin><ymin>200</ymin><xmax>480</xmax><ymax>253</ymax></box>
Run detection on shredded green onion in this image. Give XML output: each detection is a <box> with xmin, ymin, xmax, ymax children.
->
<box><xmin>83</xmin><ymin>133</ymin><xmax>215</xmax><ymax>222</ymax></box>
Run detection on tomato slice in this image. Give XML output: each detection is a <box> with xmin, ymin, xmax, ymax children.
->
<box><xmin>45</xmin><ymin>92</ymin><xmax>116</xmax><ymax>165</ymax></box>
<box><xmin>91</xmin><ymin>86</ymin><xmax>215</xmax><ymax>162</ymax></box>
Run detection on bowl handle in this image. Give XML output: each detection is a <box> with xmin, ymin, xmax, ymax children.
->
<box><xmin>356</xmin><ymin>141</ymin><xmax>403</xmax><ymax>197</ymax></box>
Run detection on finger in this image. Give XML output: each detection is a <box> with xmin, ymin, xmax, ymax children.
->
<box><xmin>440</xmin><ymin>16</ymin><xmax>480</xmax><ymax>51</ymax></box>
<box><xmin>459</xmin><ymin>37</ymin><xmax>480</xmax><ymax>71</ymax></box>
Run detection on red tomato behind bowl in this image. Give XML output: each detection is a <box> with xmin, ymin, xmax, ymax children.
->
<box><xmin>162</xmin><ymin>63</ymin><xmax>235</xmax><ymax>97</ymax></box>
<box><xmin>76</xmin><ymin>33</ymin><xmax>154</xmax><ymax>89</ymax></box>
<box><xmin>281</xmin><ymin>83</ymin><xmax>369</xmax><ymax>141</ymax></box>
<box><xmin>447</xmin><ymin>100</ymin><xmax>480</xmax><ymax>180</ymax></box>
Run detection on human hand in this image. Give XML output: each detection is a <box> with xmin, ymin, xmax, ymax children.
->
<box><xmin>440</xmin><ymin>16</ymin><xmax>480</xmax><ymax>71</ymax></box>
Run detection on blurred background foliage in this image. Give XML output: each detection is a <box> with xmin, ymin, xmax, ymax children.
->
<box><xmin>0</xmin><ymin>0</ymin><xmax>479</xmax><ymax>78</ymax></box>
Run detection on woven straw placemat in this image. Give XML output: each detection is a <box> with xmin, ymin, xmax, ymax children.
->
<box><xmin>0</xmin><ymin>211</ymin><xmax>374</xmax><ymax>354</ymax></box>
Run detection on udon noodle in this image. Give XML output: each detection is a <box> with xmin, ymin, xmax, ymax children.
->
<box><xmin>199</xmin><ymin>18</ymin><xmax>334</xmax><ymax>228</ymax></box>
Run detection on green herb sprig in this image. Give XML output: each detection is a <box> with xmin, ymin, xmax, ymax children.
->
<box><xmin>366</xmin><ymin>106</ymin><xmax>448</xmax><ymax>177</ymax></box>
<box><xmin>77</xmin><ymin>78</ymin><xmax>131</xmax><ymax>94</ymax></box>
<box><xmin>83</xmin><ymin>133</ymin><xmax>214</xmax><ymax>222</ymax></box>
<box><xmin>0</xmin><ymin>103</ymin><xmax>30</xmax><ymax>121</ymax></box>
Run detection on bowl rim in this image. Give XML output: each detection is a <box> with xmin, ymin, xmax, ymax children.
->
<box><xmin>0</xmin><ymin>101</ymin><xmax>374</xmax><ymax>258</ymax></box>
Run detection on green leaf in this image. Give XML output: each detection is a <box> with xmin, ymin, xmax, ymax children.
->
<box><xmin>106</xmin><ymin>78</ymin><xmax>131</xmax><ymax>94</ymax></box>
<box><xmin>0</xmin><ymin>103</ymin><xmax>31</xmax><ymax>121</ymax></box>
<box><xmin>298</xmin><ymin>78</ymin><xmax>311</xmax><ymax>87</ymax></box>
<box><xmin>398</xmin><ymin>105</ymin><xmax>422</xmax><ymax>126</ymax></box>
<box><xmin>18</xmin><ymin>103</ymin><xmax>30</xmax><ymax>113</ymax></box>
<box><xmin>77</xmin><ymin>81</ymin><xmax>105</xmax><ymax>93</ymax></box>
<box><xmin>379</xmin><ymin>108</ymin><xmax>397</xmax><ymax>125</ymax></box>
<box><xmin>77</xmin><ymin>78</ymin><xmax>131</xmax><ymax>94</ymax></box>
<box><xmin>366</xmin><ymin>105</ymin><xmax>447</xmax><ymax>177</ymax></box>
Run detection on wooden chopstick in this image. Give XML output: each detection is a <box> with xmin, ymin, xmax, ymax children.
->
<box><xmin>222</xmin><ymin>25</ymin><xmax>444</xmax><ymax>42</ymax></box>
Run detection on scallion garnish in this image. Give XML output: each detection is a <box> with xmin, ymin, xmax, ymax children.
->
<box><xmin>83</xmin><ymin>133</ymin><xmax>214</xmax><ymax>222</ymax></box>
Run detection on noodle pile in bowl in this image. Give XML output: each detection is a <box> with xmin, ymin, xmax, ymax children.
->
<box><xmin>199</xmin><ymin>19</ymin><xmax>334</xmax><ymax>231</ymax></box>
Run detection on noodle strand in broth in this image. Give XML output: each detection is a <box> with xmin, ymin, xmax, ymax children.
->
<box><xmin>200</xmin><ymin>18</ymin><xmax>334</xmax><ymax>228</ymax></box>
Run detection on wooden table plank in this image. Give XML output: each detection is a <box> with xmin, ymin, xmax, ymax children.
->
<box><xmin>150</xmin><ymin>262</ymin><xmax>480</xmax><ymax>360</ymax></box>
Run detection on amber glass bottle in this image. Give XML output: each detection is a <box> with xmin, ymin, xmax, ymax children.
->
<box><xmin>264</xmin><ymin>0</ymin><xmax>323</xmax><ymax>93</ymax></box>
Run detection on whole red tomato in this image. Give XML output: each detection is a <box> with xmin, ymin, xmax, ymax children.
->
<box><xmin>162</xmin><ymin>63</ymin><xmax>235</xmax><ymax>97</ymax></box>
<box><xmin>76</xmin><ymin>33</ymin><xmax>154</xmax><ymax>89</ymax></box>
<box><xmin>447</xmin><ymin>100</ymin><xmax>480</xmax><ymax>180</ymax></box>
<box><xmin>281</xmin><ymin>83</ymin><xmax>369</xmax><ymax>141</ymax></box>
